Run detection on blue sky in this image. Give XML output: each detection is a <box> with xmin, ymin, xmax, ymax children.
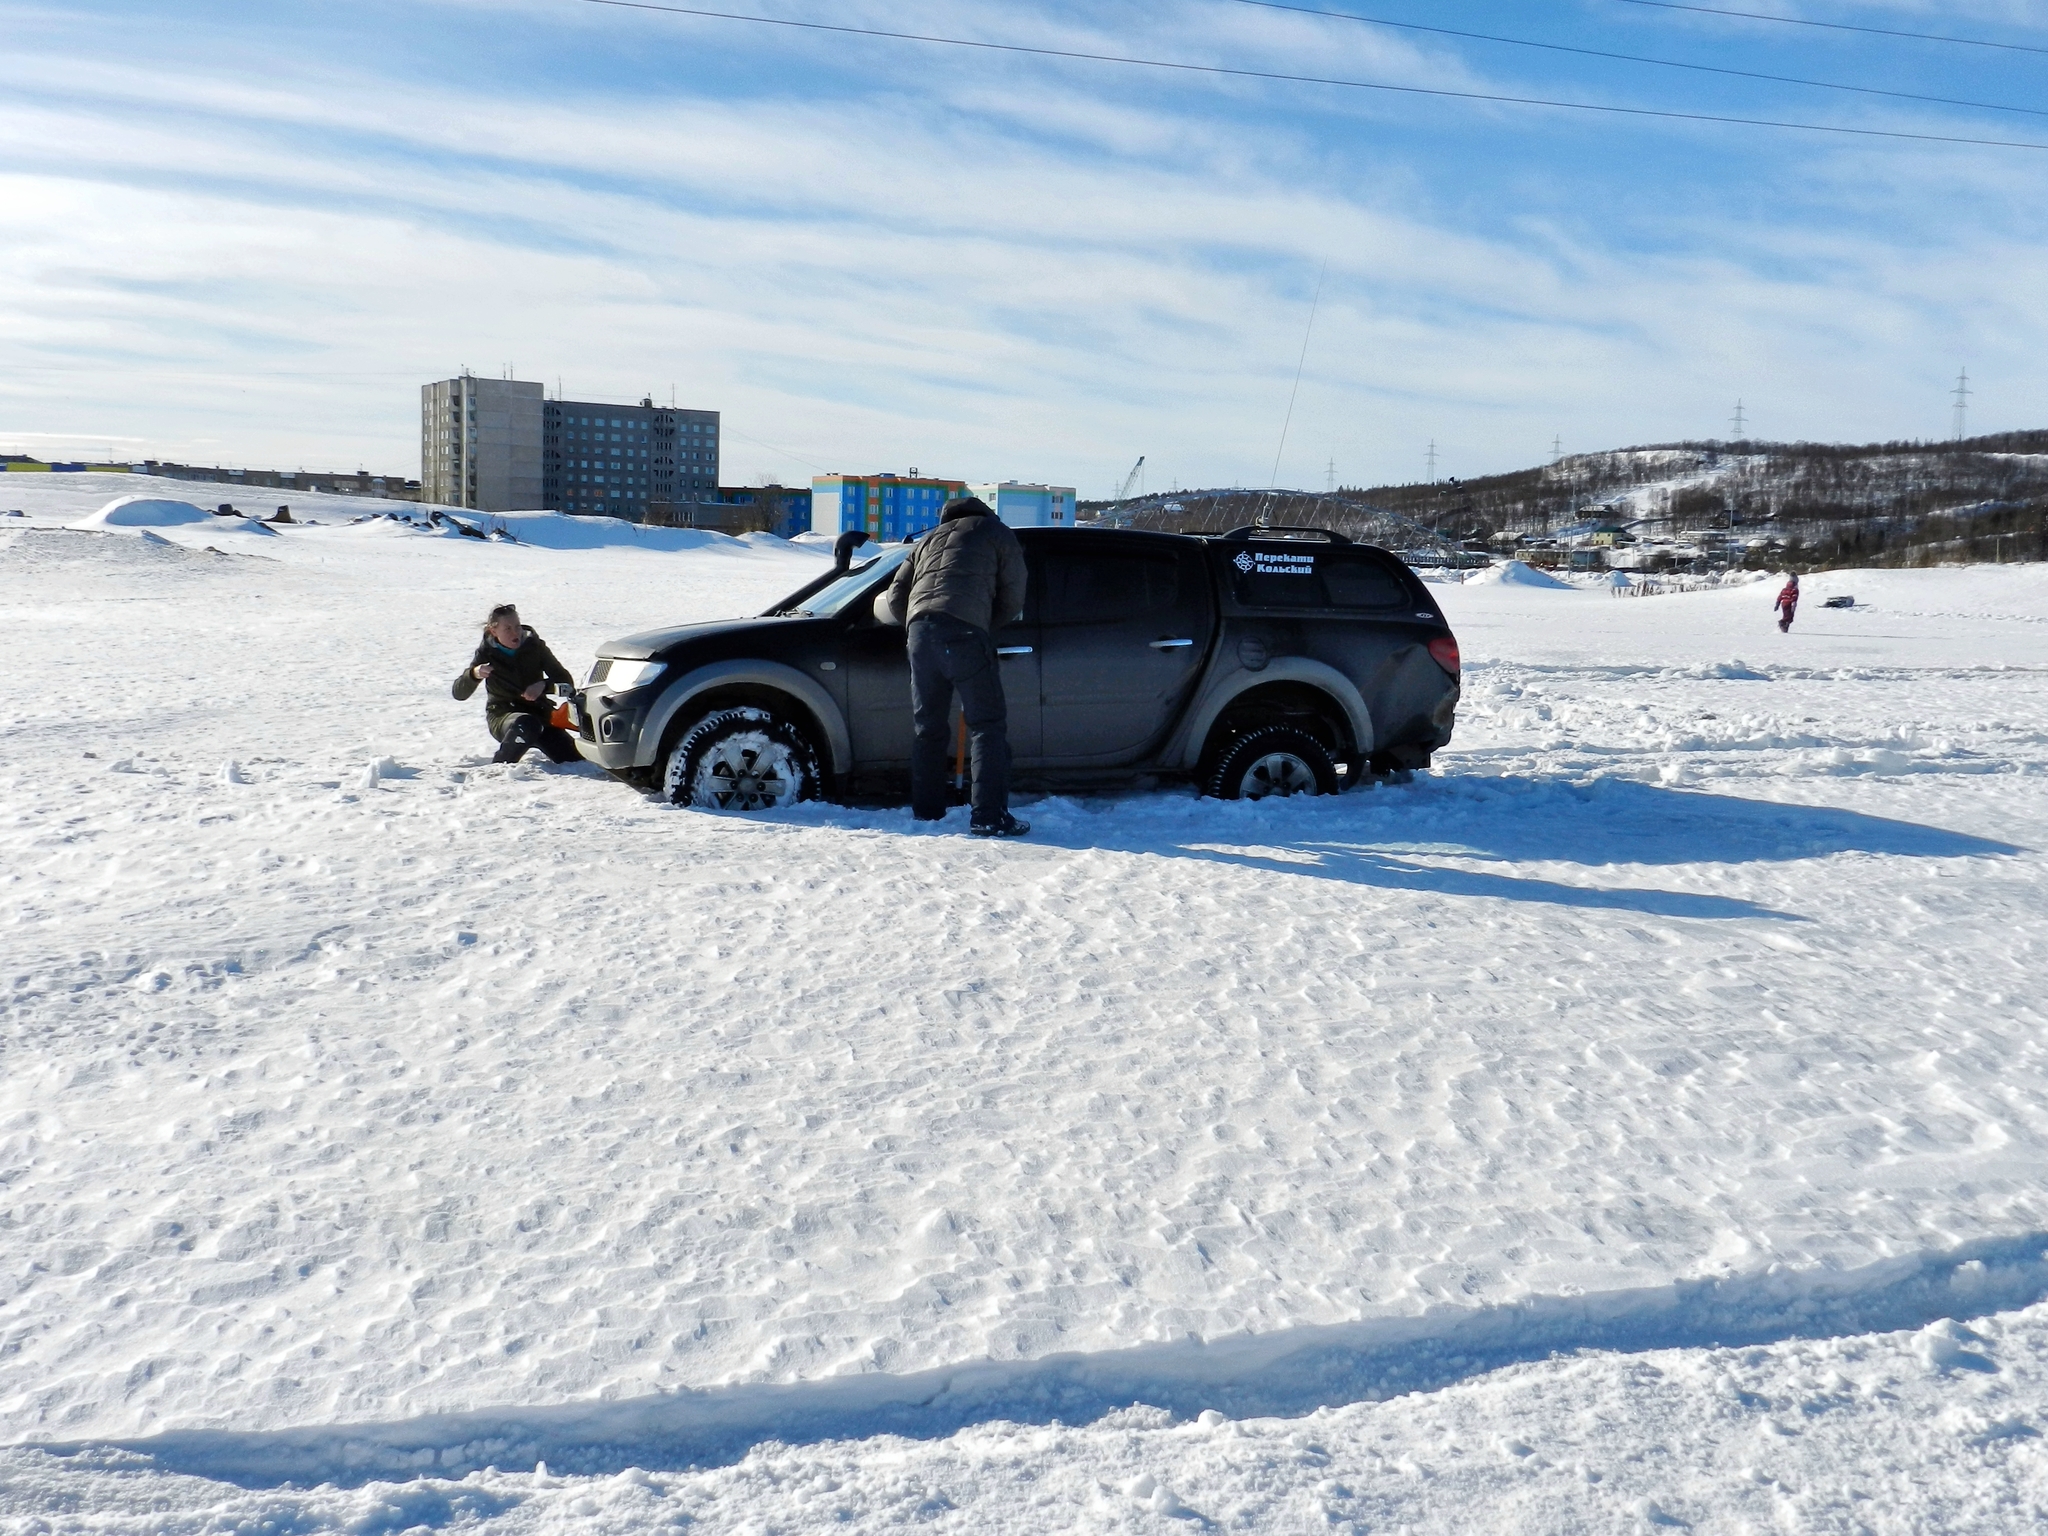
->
<box><xmin>3</xmin><ymin>0</ymin><xmax>2045</xmax><ymax>495</ymax></box>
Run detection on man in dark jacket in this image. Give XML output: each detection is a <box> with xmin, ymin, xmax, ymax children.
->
<box><xmin>452</xmin><ymin>603</ymin><xmax>580</xmax><ymax>764</ymax></box>
<box><xmin>876</xmin><ymin>497</ymin><xmax>1029</xmax><ymax>835</ymax></box>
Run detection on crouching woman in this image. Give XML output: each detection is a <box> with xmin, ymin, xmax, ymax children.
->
<box><xmin>453</xmin><ymin>603</ymin><xmax>580</xmax><ymax>764</ymax></box>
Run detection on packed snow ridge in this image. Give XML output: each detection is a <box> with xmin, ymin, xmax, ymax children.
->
<box><xmin>48</xmin><ymin>1234</ymin><xmax>2048</xmax><ymax>1489</ymax></box>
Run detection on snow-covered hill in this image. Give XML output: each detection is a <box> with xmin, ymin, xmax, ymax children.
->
<box><xmin>1389</xmin><ymin>432</ymin><xmax>2048</xmax><ymax>569</ymax></box>
<box><xmin>3</xmin><ymin>474</ymin><xmax>2047</xmax><ymax>1531</ymax></box>
<box><xmin>1126</xmin><ymin>432</ymin><xmax>2048</xmax><ymax>572</ymax></box>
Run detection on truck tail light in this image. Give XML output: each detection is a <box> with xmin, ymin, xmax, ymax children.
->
<box><xmin>1427</xmin><ymin>636</ymin><xmax>1461</xmax><ymax>679</ymax></box>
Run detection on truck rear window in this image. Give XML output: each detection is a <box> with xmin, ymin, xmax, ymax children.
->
<box><xmin>1227</xmin><ymin>546</ymin><xmax>1410</xmax><ymax>611</ymax></box>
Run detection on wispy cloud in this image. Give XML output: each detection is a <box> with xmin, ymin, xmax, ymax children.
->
<box><xmin>1</xmin><ymin>0</ymin><xmax>2044</xmax><ymax>489</ymax></box>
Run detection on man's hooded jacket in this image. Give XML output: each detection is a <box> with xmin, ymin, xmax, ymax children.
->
<box><xmin>876</xmin><ymin>499</ymin><xmax>1027</xmax><ymax>634</ymax></box>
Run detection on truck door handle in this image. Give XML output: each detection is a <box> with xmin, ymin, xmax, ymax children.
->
<box><xmin>996</xmin><ymin>645</ymin><xmax>1033</xmax><ymax>656</ymax></box>
<box><xmin>1149</xmin><ymin>638</ymin><xmax>1195</xmax><ymax>649</ymax></box>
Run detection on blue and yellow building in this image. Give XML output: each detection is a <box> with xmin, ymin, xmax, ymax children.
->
<box><xmin>809</xmin><ymin>473</ymin><xmax>968</xmax><ymax>542</ymax></box>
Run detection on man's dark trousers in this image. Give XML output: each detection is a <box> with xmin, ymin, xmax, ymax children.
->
<box><xmin>909</xmin><ymin>613</ymin><xmax>1010</xmax><ymax>824</ymax></box>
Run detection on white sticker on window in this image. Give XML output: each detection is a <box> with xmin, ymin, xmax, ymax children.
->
<box><xmin>1250</xmin><ymin>551</ymin><xmax>1315</xmax><ymax>575</ymax></box>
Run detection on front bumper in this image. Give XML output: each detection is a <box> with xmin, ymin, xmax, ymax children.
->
<box><xmin>574</xmin><ymin>738</ymin><xmax>636</xmax><ymax>771</ymax></box>
<box><xmin>571</xmin><ymin>687</ymin><xmax>651</xmax><ymax>772</ymax></box>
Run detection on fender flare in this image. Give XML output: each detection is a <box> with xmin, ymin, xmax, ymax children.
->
<box><xmin>1166</xmin><ymin>658</ymin><xmax>1375</xmax><ymax>770</ymax></box>
<box><xmin>635</xmin><ymin>660</ymin><xmax>851</xmax><ymax>775</ymax></box>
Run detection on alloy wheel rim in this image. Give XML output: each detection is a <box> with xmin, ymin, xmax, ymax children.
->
<box><xmin>1240</xmin><ymin>751</ymin><xmax>1315</xmax><ymax>799</ymax></box>
<box><xmin>694</xmin><ymin>736</ymin><xmax>797</xmax><ymax>809</ymax></box>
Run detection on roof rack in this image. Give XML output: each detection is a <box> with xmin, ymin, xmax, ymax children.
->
<box><xmin>1218</xmin><ymin>525</ymin><xmax>1353</xmax><ymax>543</ymax></box>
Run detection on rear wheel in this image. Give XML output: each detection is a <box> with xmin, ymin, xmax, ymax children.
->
<box><xmin>664</xmin><ymin>706</ymin><xmax>821</xmax><ymax>810</ymax></box>
<box><xmin>1203</xmin><ymin>725</ymin><xmax>1339</xmax><ymax>801</ymax></box>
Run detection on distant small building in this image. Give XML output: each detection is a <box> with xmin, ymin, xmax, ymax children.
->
<box><xmin>970</xmin><ymin>481</ymin><xmax>1077</xmax><ymax>529</ymax></box>
<box><xmin>746</xmin><ymin>484</ymin><xmax>814</xmax><ymax>539</ymax></box>
<box><xmin>3</xmin><ymin>457</ymin><xmax>134</xmax><ymax>474</ymax></box>
<box><xmin>811</xmin><ymin>473</ymin><xmax>968</xmax><ymax>541</ymax></box>
<box><xmin>669</xmin><ymin>484</ymin><xmax>813</xmax><ymax>538</ymax></box>
<box><xmin>139</xmin><ymin>461</ymin><xmax>418</xmax><ymax>499</ymax></box>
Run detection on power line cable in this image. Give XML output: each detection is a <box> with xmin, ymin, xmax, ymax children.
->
<box><xmin>1614</xmin><ymin>0</ymin><xmax>2048</xmax><ymax>57</ymax></box>
<box><xmin>572</xmin><ymin>1</ymin><xmax>2048</xmax><ymax>152</ymax></box>
<box><xmin>1233</xmin><ymin>0</ymin><xmax>2048</xmax><ymax>120</ymax></box>
<box><xmin>1269</xmin><ymin>261</ymin><xmax>1326</xmax><ymax>488</ymax></box>
<box><xmin>724</xmin><ymin>426</ymin><xmax>831</xmax><ymax>472</ymax></box>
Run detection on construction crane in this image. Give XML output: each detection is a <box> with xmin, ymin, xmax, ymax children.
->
<box><xmin>1104</xmin><ymin>456</ymin><xmax>1144</xmax><ymax>527</ymax></box>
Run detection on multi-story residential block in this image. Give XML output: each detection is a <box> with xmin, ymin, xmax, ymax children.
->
<box><xmin>546</xmin><ymin>397</ymin><xmax>718</xmax><ymax>521</ymax></box>
<box><xmin>420</xmin><ymin>374</ymin><xmax>720</xmax><ymax>519</ymax></box>
<box><xmin>421</xmin><ymin>375</ymin><xmax>543</xmax><ymax>511</ymax></box>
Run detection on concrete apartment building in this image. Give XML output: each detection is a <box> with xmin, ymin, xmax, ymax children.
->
<box><xmin>421</xmin><ymin>373</ymin><xmax>720</xmax><ymax>519</ymax></box>
<box><xmin>546</xmin><ymin>397</ymin><xmax>718</xmax><ymax>521</ymax></box>
<box><xmin>422</xmin><ymin>376</ymin><xmax>543</xmax><ymax>511</ymax></box>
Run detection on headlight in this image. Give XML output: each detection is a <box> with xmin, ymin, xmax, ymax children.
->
<box><xmin>603</xmin><ymin>658</ymin><xmax>667</xmax><ymax>691</ymax></box>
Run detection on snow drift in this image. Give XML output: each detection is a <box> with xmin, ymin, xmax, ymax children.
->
<box><xmin>391</xmin><ymin>508</ymin><xmax>832</xmax><ymax>556</ymax></box>
<box><xmin>1467</xmin><ymin>558</ymin><xmax>1576</xmax><ymax>590</ymax></box>
<box><xmin>199</xmin><ymin>515</ymin><xmax>279</xmax><ymax>537</ymax></box>
<box><xmin>73</xmin><ymin>495</ymin><xmax>217</xmax><ymax>529</ymax></box>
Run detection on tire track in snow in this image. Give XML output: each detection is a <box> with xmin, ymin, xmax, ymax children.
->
<box><xmin>33</xmin><ymin>1235</ymin><xmax>2048</xmax><ymax>1488</ymax></box>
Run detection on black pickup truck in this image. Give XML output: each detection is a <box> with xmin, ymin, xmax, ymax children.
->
<box><xmin>571</xmin><ymin>525</ymin><xmax>1461</xmax><ymax>808</ymax></box>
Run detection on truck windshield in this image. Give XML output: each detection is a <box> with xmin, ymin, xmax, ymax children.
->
<box><xmin>786</xmin><ymin>546</ymin><xmax>910</xmax><ymax>617</ymax></box>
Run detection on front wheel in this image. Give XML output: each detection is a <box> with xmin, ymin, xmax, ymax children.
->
<box><xmin>1203</xmin><ymin>725</ymin><xmax>1339</xmax><ymax>801</ymax></box>
<box><xmin>664</xmin><ymin>706</ymin><xmax>821</xmax><ymax>810</ymax></box>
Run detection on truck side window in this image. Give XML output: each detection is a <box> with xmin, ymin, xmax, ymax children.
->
<box><xmin>1044</xmin><ymin>552</ymin><xmax>1179</xmax><ymax>625</ymax></box>
<box><xmin>1320</xmin><ymin>552</ymin><xmax>1410</xmax><ymax>610</ymax></box>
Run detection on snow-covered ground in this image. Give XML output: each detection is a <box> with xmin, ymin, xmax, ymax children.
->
<box><xmin>4</xmin><ymin>475</ymin><xmax>2047</xmax><ymax>1531</ymax></box>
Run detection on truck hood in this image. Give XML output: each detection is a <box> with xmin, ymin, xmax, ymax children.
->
<box><xmin>598</xmin><ymin>616</ymin><xmax>777</xmax><ymax>660</ymax></box>
<box><xmin>597</xmin><ymin>613</ymin><xmax>844</xmax><ymax>661</ymax></box>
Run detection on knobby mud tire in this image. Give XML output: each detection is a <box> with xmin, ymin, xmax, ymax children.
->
<box><xmin>664</xmin><ymin>706</ymin><xmax>821</xmax><ymax>811</ymax></box>
<box><xmin>1202</xmin><ymin>724</ymin><xmax>1340</xmax><ymax>801</ymax></box>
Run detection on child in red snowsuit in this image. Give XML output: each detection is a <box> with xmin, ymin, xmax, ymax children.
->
<box><xmin>1774</xmin><ymin>574</ymin><xmax>1800</xmax><ymax>633</ymax></box>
